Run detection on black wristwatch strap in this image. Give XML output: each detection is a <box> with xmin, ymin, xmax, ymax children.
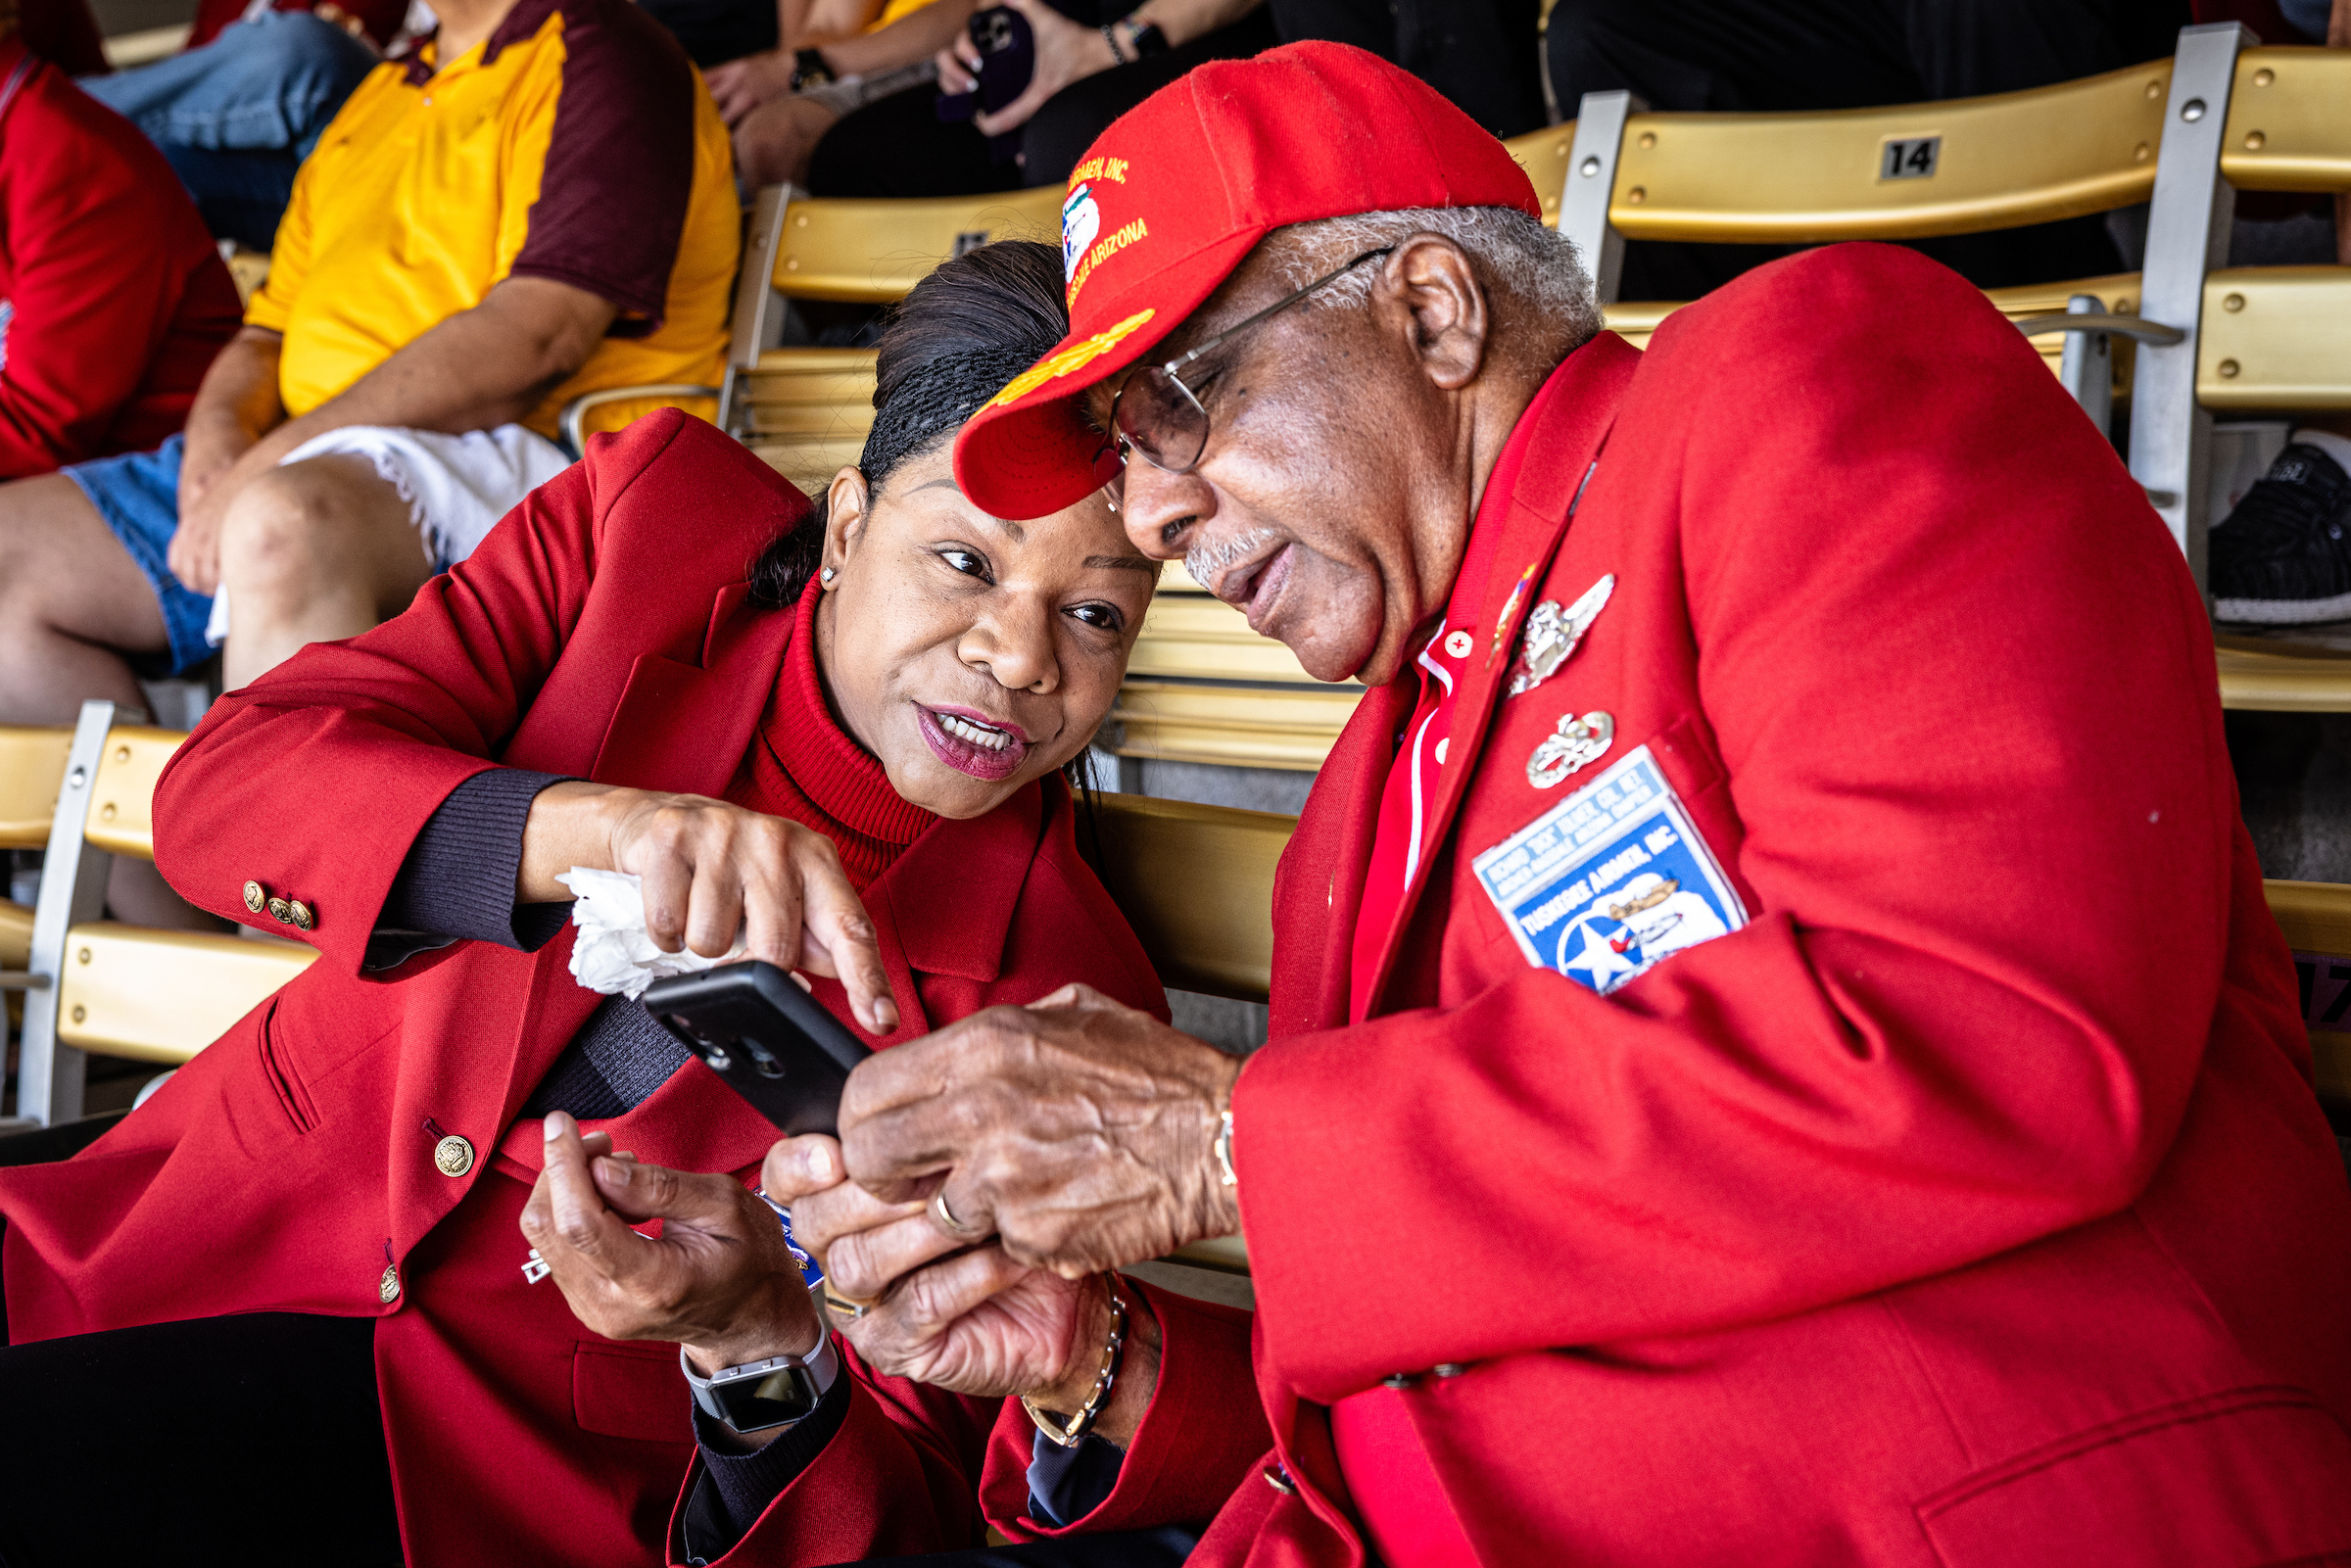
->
<box><xmin>1123</xmin><ymin>19</ymin><xmax>1168</xmax><ymax>57</ymax></box>
<box><xmin>791</xmin><ymin>46</ymin><xmax>833</xmax><ymax>90</ymax></box>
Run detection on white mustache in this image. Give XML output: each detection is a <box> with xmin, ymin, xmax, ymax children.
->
<box><xmin>1184</xmin><ymin>526</ymin><xmax>1281</xmax><ymax>590</ymax></box>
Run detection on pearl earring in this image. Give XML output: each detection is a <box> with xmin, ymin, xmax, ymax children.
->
<box><xmin>820</xmin><ymin>566</ymin><xmax>837</xmax><ymax>585</ymax></box>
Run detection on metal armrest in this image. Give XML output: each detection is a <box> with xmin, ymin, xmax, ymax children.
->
<box><xmin>2010</xmin><ymin>311</ymin><xmax>2185</xmax><ymax>346</ymax></box>
<box><xmin>557</xmin><ymin>384</ymin><xmax>724</xmax><ymax>457</ymax></box>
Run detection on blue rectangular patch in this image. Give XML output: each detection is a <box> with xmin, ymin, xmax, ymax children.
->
<box><xmin>1469</xmin><ymin>744</ymin><xmax>1747</xmax><ymax>996</ymax></box>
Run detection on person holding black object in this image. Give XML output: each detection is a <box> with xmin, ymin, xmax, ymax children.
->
<box><xmin>0</xmin><ymin>242</ymin><xmax>1264</xmax><ymax>1568</ymax></box>
<box><xmin>805</xmin><ymin>0</ymin><xmax>1274</xmax><ymax>197</ymax></box>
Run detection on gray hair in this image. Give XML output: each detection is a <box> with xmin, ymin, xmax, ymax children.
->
<box><xmin>1265</xmin><ymin>207</ymin><xmax>1604</xmax><ymax>364</ymax></box>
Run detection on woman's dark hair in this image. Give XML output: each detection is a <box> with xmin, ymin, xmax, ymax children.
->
<box><xmin>749</xmin><ymin>240</ymin><xmax>1072</xmax><ymax>610</ymax></box>
<box><xmin>751</xmin><ymin>240</ymin><xmax>1116</xmax><ymax>842</ymax></box>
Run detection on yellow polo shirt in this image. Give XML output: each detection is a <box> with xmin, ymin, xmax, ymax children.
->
<box><xmin>248</xmin><ymin>0</ymin><xmax>738</xmax><ymax>440</ymax></box>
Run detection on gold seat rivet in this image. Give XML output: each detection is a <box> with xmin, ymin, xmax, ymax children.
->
<box><xmin>2253</xmin><ymin>68</ymin><xmax>2274</xmax><ymax>87</ymax></box>
<box><xmin>2219</xmin><ymin>358</ymin><xmax>2240</xmax><ymax>378</ymax></box>
<box><xmin>2244</xmin><ymin>130</ymin><xmax>2266</xmax><ymax>150</ymax></box>
<box><xmin>70</xmin><ymin>1005</ymin><xmax>84</xmax><ymax>1023</ymax></box>
<box><xmin>1626</xmin><ymin>186</ymin><xmax>1647</xmax><ymax>204</ymax></box>
<box><xmin>76</xmin><ymin>947</ymin><xmax>89</xmax><ymax>965</ymax></box>
<box><xmin>2145</xmin><ymin>79</ymin><xmax>2163</xmax><ymax>99</ymax></box>
<box><xmin>99</xmin><ymin>802</ymin><xmax>116</xmax><ymax>822</ymax></box>
<box><xmin>1637</xmin><ymin>131</ymin><xmax>1655</xmax><ymax>149</ymax></box>
<box><xmin>2224</xmin><ymin>293</ymin><xmax>2245</xmax><ymax>312</ymax></box>
<box><xmin>113</xmin><ymin>745</ymin><xmax>128</xmax><ymax>763</ymax></box>
<box><xmin>2134</xmin><ymin>141</ymin><xmax>2150</xmax><ymax>163</ymax></box>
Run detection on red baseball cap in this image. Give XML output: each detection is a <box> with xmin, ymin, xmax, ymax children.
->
<box><xmin>951</xmin><ymin>41</ymin><xmax>1542</xmax><ymax>520</ymax></box>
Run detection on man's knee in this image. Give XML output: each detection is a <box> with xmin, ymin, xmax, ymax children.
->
<box><xmin>217</xmin><ymin>462</ymin><xmax>371</xmax><ymax>602</ymax></box>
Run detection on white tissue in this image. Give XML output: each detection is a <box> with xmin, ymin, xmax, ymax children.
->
<box><xmin>556</xmin><ymin>867</ymin><xmax>747</xmax><ymax>1000</ymax></box>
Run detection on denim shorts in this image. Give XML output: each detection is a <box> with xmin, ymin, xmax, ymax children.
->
<box><xmin>63</xmin><ymin>435</ymin><xmax>215</xmax><ymax>678</ymax></box>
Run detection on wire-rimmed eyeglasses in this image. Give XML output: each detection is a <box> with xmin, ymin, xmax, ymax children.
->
<box><xmin>1090</xmin><ymin>247</ymin><xmax>1396</xmax><ymax>508</ymax></box>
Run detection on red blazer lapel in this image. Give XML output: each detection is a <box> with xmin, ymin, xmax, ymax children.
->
<box><xmin>1271</xmin><ymin>678</ymin><xmax>1412</xmax><ymax>1038</ymax></box>
<box><xmin>1358</xmin><ymin>335</ymin><xmax>1642</xmax><ymax>1017</ymax></box>
<box><xmin>587</xmin><ymin>583</ymin><xmax>792</xmax><ymax>796</ymax></box>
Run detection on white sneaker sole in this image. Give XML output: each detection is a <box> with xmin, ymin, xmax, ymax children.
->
<box><xmin>2213</xmin><ymin>588</ymin><xmax>2351</xmax><ymax>625</ymax></box>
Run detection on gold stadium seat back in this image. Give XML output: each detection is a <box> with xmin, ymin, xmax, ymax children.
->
<box><xmin>1111</xmin><ymin>683</ymin><xmax>1361</xmax><ymax>773</ymax></box>
<box><xmin>2219</xmin><ymin>47</ymin><xmax>2351</xmax><ymax>194</ymax></box>
<box><xmin>2216</xmin><ymin>636</ymin><xmax>2351</xmax><ymax>710</ymax></box>
<box><xmin>83</xmin><ymin>726</ymin><xmax>183</xmax><ymax>860</ymax></box>
<box><xmin>55</xmin><ymin>924</ymin><xmax>317</xmax><ymax>1064</ymax></box>
<box><xmin>770</xmin><ymin>188</ymin><xmax>1064</xmax><ymax>303</ymax></box>
<box><xmin>2263</xmin><ymin>880</ymin><xmax>2351</xmax><ymax>1113</ymax></box>
<box><xmin>1090</xmin><ymin>794</ymin><xmax>1289</xmax><ymax>1004</ymax></box>
<box><xmin>2196</xmin><ymin>267</ymin><xmax>2351</xmax><ymax>413</ymax></box>
<box><xmin>0</xmin><ymin>726</ymin><xmax>71</xmax><ymax>849</ymax></box>
<box><xmin>1605</xmin><ymin>62</ymin><xmax>2169</xmax><ymax>245</ymax></box>
<box><xmin>1502</xmin><ymin>122</ymin><xmax>1576</xmax><ymax>226</ymax></box>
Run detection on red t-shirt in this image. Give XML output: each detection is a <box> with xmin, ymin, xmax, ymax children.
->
<box><xmin>0</xmin><ymin>37</ymin><xmax>243</xmax><ymax>474</ymax></box>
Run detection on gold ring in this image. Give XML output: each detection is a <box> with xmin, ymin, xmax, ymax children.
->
<box><xmin>932</xmin><ymin>1189</ymin><xmax>984</xmax><ymax>1237</ymax></box>
<box><xmin>823</xmin><ymin>1290</ymin><xmax>873</xmax><ymax>1321</ymax></box>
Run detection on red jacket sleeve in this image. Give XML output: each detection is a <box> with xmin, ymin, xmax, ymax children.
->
<box><xmin>1234</xmin><ymin>245</ymin><xmax>2256</xmax><ymax>1401</ymax></box>
<box><xmin>980</xmin><ymin>1280</ymin><xmax>1269</xmax><ymax>1542</ymax></box>
<box><xmin>0</xmin><ymin>63</ymin><xmax>235</xmax><ymax>474</ymax></box>
<box><xmin>153</xmin><ymin>412</ymin><xmax>768</xmax><ymax>975</ymax></box>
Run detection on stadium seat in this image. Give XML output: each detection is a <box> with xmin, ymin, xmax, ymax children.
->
<box><xmin>2</xmin><ymin>701</ymin><xmax>313</xmax><ymax>1127</ymax></box>
<box><xmin>2263</xmin><ymin>879</ymin><xmax>2351</xmax><ymax>1120</ymax></box>
<box><xmin>561</xmin><ymin>183</ymin><xmax>1063</xmax><ymax>489</ymax></box>
<box><xmin>1553</xmin><ymin>64</ymin><xmax>2178</xmax><ymax>416</ymax></box>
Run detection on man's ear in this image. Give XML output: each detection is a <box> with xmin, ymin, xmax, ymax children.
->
<box><xmin>822</xmin><ymin>467</ymin><xmax>872</xmax><ymax>579</ymax></box>
<box><xmin>1381</xmin><ymin>235</ymin><xmax>1489</xmax><ymax>392</ymax></box>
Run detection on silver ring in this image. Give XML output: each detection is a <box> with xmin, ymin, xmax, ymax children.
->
<box><xmin>932</xmin><ymin>1189</ymin><xmax>984</xmax><ymax>1238</ymax></box>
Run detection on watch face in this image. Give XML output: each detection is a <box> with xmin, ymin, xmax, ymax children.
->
<box><xmin>714</xmin><ymin>1362</ymin><xmax>821</xmax><ymax>1432</ymax></box>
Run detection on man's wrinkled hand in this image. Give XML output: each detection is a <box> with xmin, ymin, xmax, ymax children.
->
<box><xmin>520</xmin><ymin>1112</ymin><xmax>822</xmax><ymax>1377</ymax></box>
<box><xmin>762</xmin><ymin>1133</ymin><xmax>1086</xmax><ymax>1396</ymax></box>
<box><xmin>833</xmin><ymin>985</ymin><xmax>1243</xmax><ymax>1277</ymax></box>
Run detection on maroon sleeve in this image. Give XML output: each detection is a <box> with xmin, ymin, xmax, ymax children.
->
<box><xmin>509</xmin><ymin>0</ymin><xmax>696</xmax><ymax>327</ymax></box>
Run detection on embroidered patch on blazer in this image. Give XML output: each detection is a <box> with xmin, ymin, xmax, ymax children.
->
<box><xmin>1469</xmin><ymin>745</ymin><xmax>1747</xmax><ymax>996</ymax></box>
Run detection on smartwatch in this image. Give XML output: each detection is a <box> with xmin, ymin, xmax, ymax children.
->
<box><xmin>681</xmin><ymin>1309</ymin><xmax>841</xmax><ymax>1435</ymax></box>
<box><xmin>1120</xmin><ymin>18</ymin><xmax>1168</xmax><ymax>57</ymax></box>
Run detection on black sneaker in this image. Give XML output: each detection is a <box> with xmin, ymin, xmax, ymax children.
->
<box><xmin>2211</xmin><ymin>443</ymin><xmax>2351</xmax><ymax>624</ymax></box>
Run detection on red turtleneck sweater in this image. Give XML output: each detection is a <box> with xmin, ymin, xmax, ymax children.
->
<box><xmin>723</xmin><ymin>583</ymin><xmax>936</xmax><ymax>891</ymax></box>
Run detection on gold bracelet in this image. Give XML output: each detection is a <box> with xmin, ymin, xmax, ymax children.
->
<box><xmin>1021</xmin><ymin>1273</ymin><xmax>1128</xmax><ymax>1448</ymax></box>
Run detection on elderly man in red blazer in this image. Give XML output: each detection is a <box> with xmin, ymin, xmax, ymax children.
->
<box><xmin>745</xmin><ymin>41</ymin><xmax>2351</xmax><ymax>1568</ymax></box>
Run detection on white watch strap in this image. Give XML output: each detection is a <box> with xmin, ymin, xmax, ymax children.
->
<box><xmin>681</xmin><ymin>1297</ymin><xmax>840</xmax><ymax>1429</ymax></box>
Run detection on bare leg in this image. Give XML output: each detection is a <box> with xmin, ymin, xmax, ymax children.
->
<box><xmin>0</xmin><ymin>478</ymin><xmax>229</xmax><ymax>929</ymax></box>
<box><xmin>216</xmin><ymin>453</ymin><xmax>433</xmax><ymax>689</ymax></box>
<box><xmin>0</xmin><ymin>476</ymin><xmax>167</xmax><ymax>726</ymax></box>
<box><xmin>733</xmin><ymin>95</ymin><xmax>841</xmax><ymax>188</ymax></box>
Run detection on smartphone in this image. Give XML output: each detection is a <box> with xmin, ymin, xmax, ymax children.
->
<box><xmin>935</xmin><ymin>5</ymin><xmax>1034</xmax><ymax>162</ymax></box>
<box><xmin>643</xmin><ymin>961</ymin><xmax>872</xmax><ymax>1137</ymax></box>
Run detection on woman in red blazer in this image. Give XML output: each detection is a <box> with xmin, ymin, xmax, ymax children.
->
<box><xmin>0</xmin><ymin>242</ymin><xmax>1259</xmax><ymax>1568</ymax></box>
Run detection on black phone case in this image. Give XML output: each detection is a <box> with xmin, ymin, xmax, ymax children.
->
<box><xmin>643</xmin><ymin>961</ymin><xmax>872</xmax><ymax>1136</ymax></box>
<box><xmin>935</xmin><ymin>3</ymin><xmax>1034</xmax><ymax>162</ymax></box>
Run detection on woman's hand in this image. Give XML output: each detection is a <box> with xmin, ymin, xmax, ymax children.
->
<box><xmin>706</xmin><ymin>49</ymin><xmax>801</xmax><ymax>127</ymax></box>
<box><xmin>519</xmin><ymin>783</ymin><xmax>897</xmax><ymax>1033</ymax></box>
<box><xmin>520</xmin><ymin>1113</ymin><xmax>824</xmax><ymax>1391</ymax></box>
<box><xmin>939</xmin><ymin>0</ymin><xmax>1118</xmax><ymax>138</ymax></box>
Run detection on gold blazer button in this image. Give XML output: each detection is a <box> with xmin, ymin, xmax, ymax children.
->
<box><xmin>433</xmin><ymin>1134</ymin><xmax>475</xmax><ymax>1178</ymax></box>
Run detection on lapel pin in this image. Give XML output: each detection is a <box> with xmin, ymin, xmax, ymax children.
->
<box><xmin>1528</xmin><ymin>711</ymin><xmax>1614</xmax><ymax>788</ymax></box>
<box><xmin>1508</xmin><ymin>574</ymin><xmax>1614</xmax><ymax>697</ymax></box>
